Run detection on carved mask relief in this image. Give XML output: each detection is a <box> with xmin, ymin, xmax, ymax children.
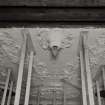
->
<box><xmin>37</xmin><ymin>29</ymin><xmax>73</xmax><ymax>59</ymax></box>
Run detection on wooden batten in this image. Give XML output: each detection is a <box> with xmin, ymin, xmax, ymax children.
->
<box><xmin>1</xmin><ymin>69</ymin><xmax>11</xmax><ymax>105</ymax></box>
<box><xmin>79</xmin><ymin>33</ymin><xmax>88</xmax><ymax>105</ymax></box>
<box><xmin>37</xmin><ymin>88</ymin><xmax>40</xmax><ymax>105</ymax></box>
<box><xmin>102</xmin><ymin>67</ymin><xmax>105</xmax><ymax>89</ymax></box>
<box><xmin>53</xmin><ymin>90</ymin><xmax>56</xmax><ymax>105</ymax></box>
<box><xmin>24</xmin><ymin>51</ymin><xmax>34</xmax><ymax>105</ymax></box>
<box><xmin>102</xmin><ymin>66</ymin><xmax>105</xmax><ymax>104</ymax></box>
<box><xmin>83</xmin><ymin>33</ymin><xmax>95</xmax><ymax>105</ymax></box>
<box><xmin>96</xmin><ymin>81</ymin><xmax>102</xmax><ymax>105</ymax></box>
<box><xmin>7</xmin><ymin>81</ymin><xmax>13</xmax><ymax>105</ymax></box>
<box><xmin>14</xmin><ymin>33</ymin><xmax>27</xmax><ymax>105</ymax></box>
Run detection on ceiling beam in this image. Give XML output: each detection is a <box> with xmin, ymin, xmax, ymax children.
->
<box><xmin>0</xmin><ymin>0</ymin><xmax>105</xmax><ymax>7</ymax></box>
<box><xmin>0</xmin><ymin>7</ymin><xmax>105</xmax><ymax>22</ymax></box>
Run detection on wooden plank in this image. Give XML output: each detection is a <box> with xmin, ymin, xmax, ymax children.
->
<box><xmin>14</xmin><ymin>31</ymin><xmax>27</xmax><ymax>105</ymax></box>
<box><xmin>1</xmin><ymin>69</ymin><xmax>11</xmax><ymax>105</ymax></box>
<box><xmin>37</xmin><ymin>88</ymin><xmax>40</xmax><ymax>105</ymax></box>
<box><xmin>24</xmin><ymin>51</ymin><xmax>34</xmax><ymax>105</ymax></box>
<box><xmin>79</xmin><ymin>34</ymin><xmax>87</xmax><ymax>105</ymax></box>
<box><xmin>63</xmin><ymin>87</ymin><xmax>66</xmax><ymax>105</ymax></box>
<box><xmin>53</xmin><ymin>90</ymin><xmax>56</xmax><ymax>105</ymax></box>
<box><xmin>83</xmin><ymin>33</ymin><xmax>95</xmax><ymax>105</ymax></box>
<box><xmin>0</xmin><ymin>7</ymin><xmax>105</xmax><ymax>22</ymax></box>
<box><xmin>102</xmin><ymin>66</ymin><xmax>105</xmax><ymax>105</ymax></box>
<box><xmin>102</xmin><ymin>67</ymin><xmax>105</xmax><ymax>89</ymax></box>
<box><xmin>7</xmin><ymin>81</ymin><xmax>13</xmax><ymax>105</ymax></box>
<box><xmin>96</xmin><ymin>81</ymin><xmax>102</xmax><ymax>105</ymax></box>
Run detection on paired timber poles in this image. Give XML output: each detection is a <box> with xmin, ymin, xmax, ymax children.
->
<box><xmin>80</xmin><ymin>31</ymin><xmax>95</xmax><ymax>105</ymax></box>
<box><xmin>1</xmin><ymin>29</ymin><xmax>35</xmax><ymax>105</ymax></box>
<box><xmin>94</xmin><ymin>66</ymin><xmax>105</xmax><ymax>105</ymax></box>
<box><xmin>1</xmin><ymin>69</ymin><xmax>14</xmax><ymax>105</ymax></box>
<box><xmin>14</xmin><ymin>29</ymin><xmax>35</xmax><ymax>105</ymax></box>
<box><xmin>80</xmin><ymin>31</ymin><xmax>105</xmax><ymax>105</ymax></box>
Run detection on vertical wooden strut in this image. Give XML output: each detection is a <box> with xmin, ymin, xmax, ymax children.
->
<box><xmin>1</xmin><ymin>69</ymin><xmax>11</xmax><ymax>105</ymax></box>
<box><xmin>24</xmin><ymin>29</ymin><xmax>35</xmax><ymax>105</ymax></box>
<box><xmin>102</xmin><ymin>66</ymin><xmax>105</xmax><ymax>104</ymax></box>
<box><xmin>102</xmin><ymin>66</ymin><xmax>105</xmax><ymax>89</ymax></box>
<box><xmin>24</xmin><ymin>51</ymin><xmax>34</xmax><ymax>105</ymax></box>
<box><xmin>96</xmin><ymin>81</ymin><xmax>102</xmax><ymax>105</ymax></box>
<box><xmin>63</xmin><ymin>87</ymin><xmax>66</xmax><ymax>105</ymax></box>
<box><xmin>37</xmin><ymin>88</ymin><xmax>40</xmax><ymax>105</ymax></box>
<box><xmin>79</xmin><ymin>33</ymin><xmax>88</xmax><ymax>105</ymax></box>
<box><xmin>53</xmin><ymin>90</ymin><xmax>56</xmax><ymax>105</ymax></box>
<box><xmin>14</xmin><ymin>31</ymin><xmax>26</xmax><ymax>105</ymax></box>
<box><xmin>83</xmin><ymin>32</ymin><xmax>95</xmax><ymax>105</ymax></box>
<box><xmin>7</xmin><ymin>81</ymin><xmax>13</xmax><ymax>105</ymax></box>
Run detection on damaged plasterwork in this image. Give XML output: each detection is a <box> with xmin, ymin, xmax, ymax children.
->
<box><xmin>0</xmin><ymin>28</ymin><xmax>105</xmax><ymax>105</ymax></box>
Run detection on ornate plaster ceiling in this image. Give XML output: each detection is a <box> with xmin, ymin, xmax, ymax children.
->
<box><xmin>0</xmin><ymin>28</ymin><xmax>105</xmax><ymax>105</ymax></box>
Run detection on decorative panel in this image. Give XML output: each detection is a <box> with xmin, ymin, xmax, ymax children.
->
<box><xmin>0</xmin><ymin>28</ymin><xmax>105</xmax><ymax>105</ymax></box>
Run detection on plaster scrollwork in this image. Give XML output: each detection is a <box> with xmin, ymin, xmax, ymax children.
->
<box><xmin>87</xmin><ymin>34</ymin><xmax>105</xmax><ymax>79</ymax></box>
<box><xmin>62</xmin><ymin>57</ymin><xmax>81</xmax><ymax>88</ymax></box>
<box><xmin>61</xmin><ymin>34</ymin><xmax>73</xmax><ymax>48</ymax></box>
<box><xmin>0</xmin><ymin>67</ymin><xmax>8</xmax><ymax>83</ymax></box>
<box><xmin>37</xmin><ymin>31</ymin><xmax>49</xmax><ymax>50</ymax></box>
<box><xmin>0</xmin><ymin>32</ymin><xmax>21</xmax><ymax>64</ymax></box>
<box><xmin>0</xmin><ymin>32</ymin><xmax>22</xmax><ymax>85</ymax></box>
<box><xmin>88</xmin><ymin>35</ymin><xmax>105</xmax><ymax>66</ymax></box>
<box><xmin>96</xmin><ymin>33</ymin><xmax>105</xmax><ymax>47</ymax></box>
<box><xmin>36</xmin><ymin>61</ymin><xmax>48</xmax><ymax>77</ymax></box>
<box><xmin>64</xmin><ymin>57</ymin><xmax>80</xmax><ymax>77</ymax></box>
<box><xmin>37</xmin><ymin>31</ymin><xmax>73</xmax><ymax>50</ymax></box>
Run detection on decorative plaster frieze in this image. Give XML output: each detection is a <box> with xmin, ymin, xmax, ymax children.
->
<box><xmin>87</xmin><ymin>33</ymin><xmax>105</xmax><ymax>79</ymax></box>
<box><xmin>96</xmin><ymin>33</ymin><xmax>105</xmax><ymax>47</ymax></box>
<box><xmin>36</xmin><ymin>62</ymin><xmax>48</xmax><ymax>76</ymax></box>
<box><xmin>0</xmin><ymin>32</ymin><xmax>21</xmax><ymax>64</ymax></box>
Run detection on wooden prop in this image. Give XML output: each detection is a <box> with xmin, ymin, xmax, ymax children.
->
<box><xmin>7</xmin><ymin>81</ymin><xmax>13</xmax><ymax>105</ymax></box>
<box><xmin>53</xmin><ymin>90</ymin><xmax>56</xmax><ymax>105</ymax></box>
<box><xmin>24</xmin><ymin>51</ymin><xmax>34</xmax><ymax>105</ymax></box>
<box><xmin>79</xmin><ymin>34</ymin><xmax>88</xmax><ymax>105</ymax></box>
<box><xmin>102</xmin><ymin>67</ymin><xmax>105</xmax><ymax>105</ymax></box>
<box><xmin>1</xmin><ymin>69</ymin><xmax>11</xmax><ymax>105</ymax></box>
<box><xmin>37</xmin><ymin>88</ymin><xmax>40</xmax><ymax>105</ymax></box>
<box><xmin>63</xmin><ymin>87</ymin><xmax>66</xmax><ymax>105</ymax></box>
<box><xmin>96</xmin><ymin>81</ymin><xmax>102</xmax><ymax>105</ymax></box>
<box><xmin>14</xmin><ymin>33</ymin><xmax>26</xmax><ymax>105</ymax></box>
<box><xmin>83</xmin><ymin>33</ymin><xmax>95</xmax><ymax>105</ymax></box>
<box><xmin>102</xmin><ymin>67</ymin><xmax>105</xmax><ymax>89</ymax></box>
